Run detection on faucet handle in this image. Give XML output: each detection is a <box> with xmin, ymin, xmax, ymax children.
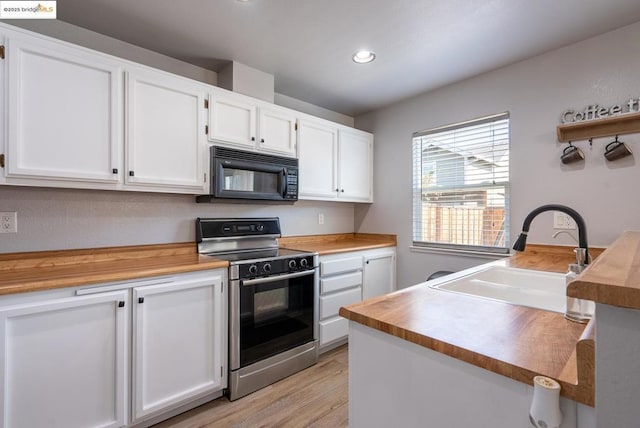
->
<box><xmin>574</xmin><ymin>248</ymin><xmax>587</xmax><ymax>266</ymax></box>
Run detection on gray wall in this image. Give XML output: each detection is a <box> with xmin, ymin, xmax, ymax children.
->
<box><xmin>355</xmin><ymin>21</ymin><xmax>640</xmax><ymax>288</ymax></box>
<box><xmin>0</xmin><ymin>186</ymin><xmax>354</xmax><ymax>253</ymax></box>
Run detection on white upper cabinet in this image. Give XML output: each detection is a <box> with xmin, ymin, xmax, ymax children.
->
<box><xmin>208</xmin><ymin>89</ymin><xmax>257</xmax><ymax>148</ymax></box>
<box><xmin>0</xmin><ymin>23</ymin><xmax>373</xmax><ymax>195</ymax></box>
<box><xmin>4</xmin><ymin>32</ymin><xmax>123</xmax><ymax>184</ymax></box>
<box><xmin>207</xmin><ymin>88</ymin><xmax>297</xmax><ymax>157</ymax></box>
<box><xmin>258</xmin><ymin>105</ymin><xmax>297</xmax><ymax>156</ymax></box>
<box><xmin>125</xmin><ymin>67</ymin><xmax>208</xmax><ymax>193</ymax></box>
<box><xmin>338</xmin><ymin>128</ymin><xmax>373</xmax><ymax>202</ymax></box>
<box><xmin>298</xmin><ymin>117</ymin><xmax>373</xmax><ymax>203</ymax></box>
<box><xmin>298</xmin><ymin>119</ymin><xmax>338</xmax><ymax>199</ymax></box>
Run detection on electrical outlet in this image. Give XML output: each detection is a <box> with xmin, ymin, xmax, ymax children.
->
<box><xmin>318</xmin><ymin>213</ymin><xmax>324</xmax><ymax>225</ymax></box>
<box><xmin>553</xmin><ymin>212</ymin><xmax>576</xmax><ymax>230</ymax></box>
<box><xmin>0</xmin><ymin>212</ymin><xmax>17</xmax><ymax>233</ymax></box>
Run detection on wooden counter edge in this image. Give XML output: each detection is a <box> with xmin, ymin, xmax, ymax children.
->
<box><xmin>0</xmin><ymin>258</ymin><xmax>229</xmax><ymax>296</ymax></box>
<box><xmin>576</xmin><ymin>320</ymin><xmax>596</xmax><ymax>406</ymax></box>
<box><xmin>339</xmin><ymin>304</ymin><xmax>595</xmax><ymax>407</ymax></box>
<box><xmin>0</xmin><ymin>242</ymin><xmax>197</xmax><ymax>271</ymax></box>
<box><xmin>568</xmin><ymin>231</ymin><xmax>640</xmax><ymax>310</ymax></box>
<box><xmin>279</xmin><ymin>233</ymin><xmax>397</xmax><ymax>255</ymax></box>
<box><xmin>279</xmin><ymin>232</ymin><xmax>395</xmax><ymax>244</ymax></box>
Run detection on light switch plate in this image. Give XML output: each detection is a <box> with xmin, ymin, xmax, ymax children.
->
<box><xmin>0</xmin><ymin>212</ymin><xmax>17</xmax><ymax>233</ymax></box>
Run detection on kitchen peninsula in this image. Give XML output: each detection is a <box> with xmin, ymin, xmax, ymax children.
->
<box><xmin>340</xmin><ymin>237</ymin><xmax>640</xmax><ymax>428</ymax></box>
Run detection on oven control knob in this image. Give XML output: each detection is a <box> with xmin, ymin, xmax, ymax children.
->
<box><xmin>263</xmin><ymin>263</ymin><xmax>272</xmax><ymax>273</ymax></box>
<box><xmin>300</xmin><ymin>258</ymin><xmax>309</xmax><ymax>268</ymax></box>
<box><xmin>288</xmin><ymin>259</ymin><xmax>297</xmax><ymax>270</ymax></box>
<box><xmin>248</xmin><ymin>265</ymin><xmax>258</xmax><ymax>275</ymax></box>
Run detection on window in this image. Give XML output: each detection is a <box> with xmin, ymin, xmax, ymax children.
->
<box><xmin>412</xmin><ymin>113</ymin><xmax>509</xmax><ymax>253</ymax></box>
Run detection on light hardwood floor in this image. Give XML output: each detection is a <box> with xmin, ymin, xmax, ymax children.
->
<box><xmin>154</xmin><ymin>345</ymin><xmax>349</xmax><ymax>428</ymax></box>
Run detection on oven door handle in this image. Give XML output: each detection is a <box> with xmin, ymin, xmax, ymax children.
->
<box><xmin>240</xmin><ymin>269</ymin><xmax>315</xmax><ymax>286</ymax></box>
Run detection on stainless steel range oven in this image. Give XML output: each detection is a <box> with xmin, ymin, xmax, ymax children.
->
<box><xmin>196</xmin><ymin>218</ymin><xmax>318</xmax><ymax>401</ymax></box>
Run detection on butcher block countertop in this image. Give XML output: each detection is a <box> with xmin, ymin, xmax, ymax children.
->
<box><xmin>0</xmin><ymin>233</ymin><xmax>396</xmax><ymax>296</ymax></box>
<box><xmin>340</xmin><ymin>244</ymin><xmax>605</xmax><ymax>406</ymax></box>
<box><xmin>569</xmin><ymin>231</ymin><xmax>640</xmax><ymax>310</ymax></box>
<box><xmin>278</xmin><ymin>233</ymin><xmax>396</xmax><ymax>254</ymax></box>
<box><xmin>0</xmin><ymin>243</ymin><xmax>228</xmax><ymax>296</ymax></box>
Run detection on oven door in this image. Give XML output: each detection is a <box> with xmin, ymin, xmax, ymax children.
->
<box><xmin>230</xmin><ymin>270</ymin><xmax>316</xmax><ymax>370</ymax></box>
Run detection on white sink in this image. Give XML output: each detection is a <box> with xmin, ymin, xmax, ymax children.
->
<box><xmin>428</xmin><ymin>265</ymin><xmax>566</xmax><ymax>313</ymax></box>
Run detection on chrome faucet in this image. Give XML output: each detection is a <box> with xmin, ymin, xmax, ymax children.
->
<box><xmin>512</xmin><ymin>204</ymin><xmax>589</xmax><ymax>264</ymax></box>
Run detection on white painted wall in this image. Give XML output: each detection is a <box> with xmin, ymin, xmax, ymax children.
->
<box><xmin>355</xmin><ymin>21</ymin><xmax>640</xmax><ymax>288</ymax></box>
<box><xmin>0</xmin><ymin>186</ymin><xmax>354</xmax><ymax>253</ymax></box>
<box><xmin>275</xmin><ymin>93</ymin><xmax>355</xmax><ymax>127</ymax></box>
<box><xmin>219</xmin><ymin>61</ymin><xmax>275</xmax><ymax>103</ymax></box>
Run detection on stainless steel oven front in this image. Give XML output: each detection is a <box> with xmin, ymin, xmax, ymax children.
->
<box><xmin>228</xmin><ymin>258</ymin><xmax>318</xmax><ymax>400</ymax></box>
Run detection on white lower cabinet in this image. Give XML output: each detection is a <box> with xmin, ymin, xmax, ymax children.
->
<box><xmin>363</xmin><ymin>250</ymin><xmax>396</xmax><ymax>300</ymax></box>
<box><xmin>0</xmin><ymin>290</ymin><xmax>129</xmax><ymax>428</ymax></box>
<box><xmin>131</xmin><ymin>273</ymin><xmax>226</xmax><ymax>424</ymax></box>
<box><xmin>318</xmin><ymin>247</ymin><xmax>396</xmax><ymax>351</ymax></box>
<box><xmin>0</xmin><ymin>269</ymin><xmax>227</xmax><ymax>428</ymax></box>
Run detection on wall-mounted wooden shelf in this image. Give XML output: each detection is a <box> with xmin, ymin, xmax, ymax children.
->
<box><xmin>557</xmin><ymin>111</ymin><xmax>640</xmax><ymax>142</ymax></box>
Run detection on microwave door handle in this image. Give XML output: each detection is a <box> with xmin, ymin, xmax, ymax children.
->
<box><xmin>281</xmin><ymin>168</ymin><xmax>288</xmax><ymax>197</ymax></box>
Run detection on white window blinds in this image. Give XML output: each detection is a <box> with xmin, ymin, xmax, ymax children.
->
<box><xmin>412</xmin><ymin>113</ymin><xmax>510</xmax><ymax>253</ymax></box>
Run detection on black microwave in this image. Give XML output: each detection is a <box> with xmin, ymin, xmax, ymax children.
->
<box><xmin>196</xmin><ymin>146</ymin><xmax>298</xmax><ymax>203</ymax></box>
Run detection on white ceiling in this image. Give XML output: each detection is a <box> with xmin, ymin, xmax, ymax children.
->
<box><xmin>56</xmin><ymin>0</ymin><xmax>640</xmax><ymax>116</ymax></box>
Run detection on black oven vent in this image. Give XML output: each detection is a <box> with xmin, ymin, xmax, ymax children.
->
<box><xmin>213</xmin><ymin>146</ymin><xmax>298</xmax><ymax>167</ymax></box>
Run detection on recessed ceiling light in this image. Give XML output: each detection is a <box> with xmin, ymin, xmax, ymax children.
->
<box><xmin>352</xmin><ymin>50</ymin><xmax>376</xmax><ymax>64</ymax></box>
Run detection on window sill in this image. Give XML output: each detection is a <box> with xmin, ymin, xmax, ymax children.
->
<box><xmin>410</xmin><ymin>245</ymin><xmax>511</xmax><ymax>260</ymax></box>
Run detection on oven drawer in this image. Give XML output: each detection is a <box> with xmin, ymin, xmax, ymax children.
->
<box><xmin>319</xmin><ymin>286</ymin><xmax>362</xmax><ymax>319</ymax></box>
<box><xmin>321</xmin><ymin>271</ymin><xmax>362</xmax><ymax>294</ymax></box>
<box><xmin>319</xmin><ymin>316</ymin><xmax>349</xmax><ymax>346</ymax></box>
<box><xmin>320</xmin><ymin>256</ymin><xmax>363</xmax><ymax>276</ymax></box>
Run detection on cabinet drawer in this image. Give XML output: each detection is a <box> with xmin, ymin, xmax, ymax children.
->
<box><xmin>319</xmin><ymin>316</ymin><xmax>349</xmax><ymax>346</ymax></box>
<box><xmin>320</xmin><ymin>256</ymin><xmax>363</xmax><ymax>276</ymax></box>
<box><xmin>321</xmin><ymin>271</ymin><xmax>362</xmax><ymax>294</ymax></box>
<box><xmin>320</xmin><ymin>287</ymin><xmax>362</xmax><ymax>319</ymax></box>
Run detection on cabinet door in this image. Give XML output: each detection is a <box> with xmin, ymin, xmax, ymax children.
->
<box><xmin>258</xmin><ymin>106</ymin><xmax>297</xmax><ymax>156</ymax></box>
<box><xmin>132</xmin><ymin>274</ymin><xmax>226</xmax><ymax>422</ymax></box>
<box><xmin>126</xmin><ymin>68</ymin><xmax>207</xmax><ymax>193</ymax></box>
<box><xmin>298</xmin><ymin>119</ymin><xmax>339</xmax><ymax>200</ymax></box>
<box><xmin>363</xmin><ymin>252</ymin><xmax>396</xmax><ymax>300</ymax></box>
<box><xmin>0</xmin><ymin>290</ymin><xmax>128</xmax><ymax>428</ymax></box>
<box><xmin>208</xmin><ymin>90</ymin><xmax>257</xmax><ymax>148</ymax></box>
<box><xmin>4</xmin><ymin>34</ymin><xmax>122</xmax><ymax>183</ymax></box>
<box><xmin>338</xmin><ymin>128</ymin><xmax>373</xmax><ymax>202</ymax></box>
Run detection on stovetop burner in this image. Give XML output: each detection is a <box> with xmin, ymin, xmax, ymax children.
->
<box><xmin>205</xmin><ymin>247</ymin><xmax>312</xmax><ymax>264</ymax></box>
<box><xmin>196</xmin><ymin>217</ymin><xmax>317</xmax><ymax>280</ymax></box>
